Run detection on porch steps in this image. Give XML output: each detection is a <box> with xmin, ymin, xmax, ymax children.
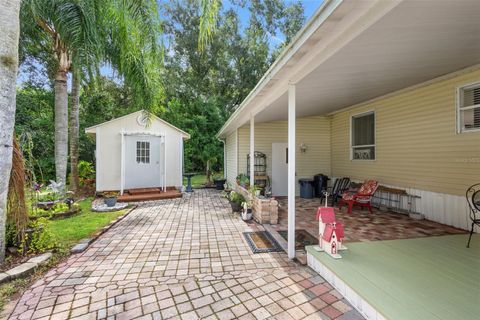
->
<box><xmin>118</xmin><ymin>188</ymin><xmax>182</xmax><ymax>202</ymax></box>
<box><xmin>127</xmin><ymin>188</ymin><xmax>162</xmax><ymax>195</ymax></box>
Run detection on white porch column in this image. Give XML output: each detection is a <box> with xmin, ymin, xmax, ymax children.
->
<box><xmin>288</xmin><ymin>84</ymin><xmax>296</xmax><ymax>259</ymax></box>
<box><xmin>120</xmin><ymin>131</ymin><xmax>125</xmax><ymax>195</ymax></box>
<box><xmin>250</xmin><ymin>115</ymin><xmax>255</xmax><ymax>186</ymax></box>
<box><xmin>163</xmin><ymin>135</ymin><xmax>167</xmax><ymax>192</ymax></box>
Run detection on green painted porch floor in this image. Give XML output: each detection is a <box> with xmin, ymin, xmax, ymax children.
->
<box><xmin>307</xmin><ymin>234</ymin><xmax>480</xmax><ymax>320</ymax></box>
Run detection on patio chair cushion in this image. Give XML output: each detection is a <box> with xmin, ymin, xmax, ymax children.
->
<box><xmin>341</xmin><ymin>180</ymin><xmax>378</xmax><ymax>201</ymax></box>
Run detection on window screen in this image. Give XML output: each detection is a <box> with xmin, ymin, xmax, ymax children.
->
<box><xmin>458</xmin><ymin>84</ymin><xmax>480</xmax><ymax>132</ymax></box>
<box><xmin>351</xmin><ymin>112</ymin><xmax>375</xmax><ymax>160</ymax></box>
<box><xmin>136</xmin><ymin>141</ymin><xmax>150</xmax><ymax>164</ymax></box>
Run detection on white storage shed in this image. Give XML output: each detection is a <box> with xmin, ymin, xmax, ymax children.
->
<box><xmin>85</xmin><ymin>110</ymin><xmax>189</xmax><ymax>194</ymax></box>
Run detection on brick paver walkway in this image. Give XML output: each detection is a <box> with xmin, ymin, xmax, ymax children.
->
<box><xmin>5</xmin><ymin>189</ymin><xmax>362</xmax><ymax>320</ymax></box>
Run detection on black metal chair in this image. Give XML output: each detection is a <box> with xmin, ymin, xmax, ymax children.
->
<box><xmin>326</xmin><ymin>177</ymin><xmax>351</xmax><ymax>206</ymax></box>
<box><xmin>466</xmin><ymin>183</ymin><xmax>480</xmax><ymax>248</ymax></box>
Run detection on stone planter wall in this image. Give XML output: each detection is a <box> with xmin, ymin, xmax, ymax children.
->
<box><xmin>234</xmin><ymin>184</ymin><xmax>279</xmax><ymax>224</ymax></box>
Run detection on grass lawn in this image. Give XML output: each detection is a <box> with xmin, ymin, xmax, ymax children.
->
<box><xmin>49</xmin><ymin>198</ymin><xmax>128</xmax><ymax>248</ymax></box>
<box><xmin>183</xmin><ymin>174</ymin><xmax>207</xmax><ymax>187</ymax></box>
<box><xmin>182</xmin><ymin>173</ymin><xmax>224</xmax><ymax>188</ymax></box>
<box><xmin>0</xmin><ymin>197</ymin><xmax>129</xmax><ymax>312</ymax></box>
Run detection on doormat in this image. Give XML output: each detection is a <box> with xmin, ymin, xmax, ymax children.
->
<box><xmin>243</xmin><ymin>231</ymin><xmax>282</xmax><ymax>253</ymax></box>
<box><xmin>278</xmin><ymin>229</ymin><xmax>317</xmax><ymax>250</ymax></box>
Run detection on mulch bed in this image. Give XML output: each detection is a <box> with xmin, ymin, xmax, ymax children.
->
<box><xmin>243</xmin><ymin>231</ymin><xmax>282</xmax><ymax>253</ymax></box>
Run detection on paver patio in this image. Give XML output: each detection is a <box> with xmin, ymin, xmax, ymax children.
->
<box><xmin>4</xmin><ymin>189</ymin><xmax>362</xmax><ymax>320</ymax></box>
<box><xmin>273</xmin><ymin>197</ymin><xmax>465</xmax><ymax>243</ymax></box>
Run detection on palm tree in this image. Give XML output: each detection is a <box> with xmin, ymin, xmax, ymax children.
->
<box><xmin>67</xmin><ymin>1</ymin><xmax>163</xmax><ymax>190</ymax></box>
<box><xmin>0</xmin><ymin>0</ymin><xmax>21</xmax><ymax>263</ymax></box>
<box><xmin>21</xmin><ymin>0</ymin><xmax>98</xmax><ymax>190</ymax></box>
<box><xmin>69</xmin><ymin>68</ymin><xmax>81</xmax><ymax>191</ymax></box>
<box><xmin>21</xmin><ymin>0</ymin><xmax>163</xmax><ymax>191</ymax></box>
<box><xmin>199</xmin><ymin>0</ymin><xmax>221</xmax><ymax>51</ymax></box>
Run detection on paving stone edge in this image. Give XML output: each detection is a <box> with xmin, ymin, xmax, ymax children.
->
<box><xmin>0</xmin><ymin>252</ymin><xmax>52</xmax><ymax>285</ymax></box>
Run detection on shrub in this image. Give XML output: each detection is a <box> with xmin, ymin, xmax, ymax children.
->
<box><xmin>78</xmin><ymin>160</ymin><xmax>95</xmax><ymax>185</ymax></box>
<box><xmin>22</xmin><ymin>218</ymin><xmax>57</xmax><ymax>254</ymax></box>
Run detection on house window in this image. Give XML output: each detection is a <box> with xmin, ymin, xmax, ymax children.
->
<box><xmin>458</xmin><ymin>83</ymin><xmax>480</xmax><ymax>133</ymax></box>
<box><xmin>351</xmin><ymin>111</ymin><xmax>375</xmax><ymax>160</ymax></box>
<box><xmin>136</xmin><ymin>141</ymin><xmax>150</xmax><ymax>164</ymax></box>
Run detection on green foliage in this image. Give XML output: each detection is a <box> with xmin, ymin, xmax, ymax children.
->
<box><xmin>36</xmin><ymin>192</ymin><xmax>57</xmax><ymax>202</ymax></box>
<box><xmin>78</xmin><ymin>160</ymin><xmax>95</xmax><ymax>182</ymax></box>
<box><xmin>22</xmin><ymin>218</ymin><xmax>57</xmax><ymax>254</ymax></box>
<box><xmin>236</xmin><ymin>173</ymin><xmax>249</xmax><ymax>187</ymax></box>
<box><xmin>15</xmin><ymin>86</ymin><xmax>55</xmax><ymax>181</ymax></box>
<box><xmin>31</xmin><ymin>202</ymin><xmax>72</xmax><ymax>218</ymax></box>
<box><xmin>228</xmin><ymin>191</ymin><xmax>245</xmax><ymax>205</ymax></box>
<box><xmin>16</xmin><ymin>1</ymin><xmax>306</xmax><ymax>180</ymax></box>
<box><xmin>160</xmin><ymin>1</ymin><xmax>305</xmax><ymax>173</ymax></box>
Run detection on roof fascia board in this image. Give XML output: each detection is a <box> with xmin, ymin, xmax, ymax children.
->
<box><xmin>85</xmin><ymin>110</ymin><xmax>190</xmax><ymax>139</ymax></box>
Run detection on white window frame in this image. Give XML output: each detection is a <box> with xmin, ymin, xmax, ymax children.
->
<box><xmin>456</xmin><ymin>81</ymin><xmax>480</xmax><ymax>134</ymax></box>
<box><xmin>350</xmin><ymin>110</ymin><xmax>376</xmax><ymax>161</ymax></box>
<box><xmin>136</xmin><ymin>141</ymin><xmax>150</xmax><ymax>164</ymax></box>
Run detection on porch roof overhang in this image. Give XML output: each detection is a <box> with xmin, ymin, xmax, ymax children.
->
<box><xmin>217</xmin><ymin>0</ymin><xmax>480</xmax><ymax>138</ymax></box>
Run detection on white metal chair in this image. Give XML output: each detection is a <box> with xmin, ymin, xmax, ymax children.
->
<box><xmin>466</xmin><ymin>183</ymin><xmax>480</xmax><ymax>248</ymax></box>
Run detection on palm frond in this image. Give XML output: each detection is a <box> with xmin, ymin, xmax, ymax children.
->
<box><xmin>198</xmin><ymin>0</ymin><xmax>220</xmax><ymax>52</ymax></box>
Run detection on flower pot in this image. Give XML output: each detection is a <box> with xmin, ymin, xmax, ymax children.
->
<box><xmin>230</xmin><ymin>201</ymin><xmax>242</xmax><ymax>213</ymax></box>
<box><xmin>214</xmin><ymin>179</ymin><xmax>227</xmax><ymax>190</ymax></box>
<box><xmin>242</xmin><ymin>208</ymin><xmax>253</xmax><ymax>221</ymax></box>
<box><xmin>104</xmin><ymin>197</ymin><xmax>117</xmax><ymax>207</ymax></box>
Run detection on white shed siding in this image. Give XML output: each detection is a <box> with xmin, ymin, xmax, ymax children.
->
<box><xmin>225</xmin><ymin>130</ymin><xmax>237</xmax><ymax>185</ymax></box>
<box><xmin>94</xmin><ymin>112</ymin><xmax>186</xmax><ymax>191</ymax></box>
<box><xmin>237</xmin><ymin>116</ymin><xmax>331</xmax><ymax>195</ymax></box>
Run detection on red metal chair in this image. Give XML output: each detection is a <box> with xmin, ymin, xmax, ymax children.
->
<box><xmin>338</xmin><ymin>180</ymin><xmax>379</xmax><ymax>213</ymax></box>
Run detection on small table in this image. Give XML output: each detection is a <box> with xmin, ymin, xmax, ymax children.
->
<box><xmin>183</xmin><ymin>173</ymin><xmax>195</xmax><ymax>193</ymax></box>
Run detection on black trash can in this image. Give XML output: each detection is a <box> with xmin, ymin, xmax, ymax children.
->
<box><xmin>313</xmin><ymin>174</ymin><xmax>330</xmax><ymax>197</ymax></box>
<box><xmin>299</xmin><ymin>178</ymin><xmax>314</xmax><ymax>199</ymax></box>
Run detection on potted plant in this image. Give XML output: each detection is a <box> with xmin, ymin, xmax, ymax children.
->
<box><xmin>241</xmin><ymin>200</ymin><xmax>253</xmax><ymax>221</ymax></box>
<box><xmin>248</xmin><ymin>185</ymin><xmax>261</xmax><ymax>197</ymax></box>
<box><xmin>103</xmin><ymin>192</ymin><xmax>119</xmax><ymax>207</ymax></box>
<box><xmin>213</xmin><ymin>174</ymin><xmax>227</xmax><ymax>190</ymax></box>
<box><xmin>236</xmin><ymin>173</ymin><xmax>250</xmax><ymax>188</ymax></box>
<box><xmin>229</xmin><ymin>191</ymin><xmax>245</xmax><ymax>213</ymax></box>
<box><xmin>224</xmin><ymin>182</ymin><xmax>232</xmax><ymax>193</ymax></box>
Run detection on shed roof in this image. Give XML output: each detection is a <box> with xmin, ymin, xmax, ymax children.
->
<box><xmin>85</xmin><ymin>110</ymin><xmax>190</xmax><ymax>139</ymax></box>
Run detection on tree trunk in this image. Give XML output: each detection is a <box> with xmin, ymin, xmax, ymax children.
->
<box><xmin>0</xmin><ymin>0</ymin><xmax>21</xmax><ymax>263</ymax></box>
<box><xmin>69</xmin><ymin>70</ymin><xmax>80</xmax><ymax>192</ymax></box>
<box><xmin>206</xmin><ymin>159</ymin><xmax>211</xmax><ymax>184</ymax></box>
<box><xmin>54</xmin><ymin>70</ymin><xmax>69</xmax><ymax>190</ymax></box>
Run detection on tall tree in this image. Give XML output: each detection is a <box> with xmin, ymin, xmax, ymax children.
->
<box><xmin>67</xmin><ymin>0</ymin><xmax>163</xmax><ymax>190</ymax></box>
<box><xmin>21</xmin><ymin>0</ymin><xmax>98</xmax><ymax>189</ymax></box>
<box><xmin>21</xmin><ymin>0</ymin><xmax>163</xmax><ymax>191</ymax></box>
<box><xmin>161</xmin><ymin>0</ymin><xmax>305</xmax><ymax>174</ymax></box>
<box><xmin>69</xmin><ymin>69</ymin><xmax>81</xmax><ymax>191</ymax></box>
<box><xmin>0</xmin><ymin>0</ymin><xmax>21</xmax><ymax>262</ymax></box>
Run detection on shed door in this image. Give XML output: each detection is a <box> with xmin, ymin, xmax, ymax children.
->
<box><xmin>125</xmin><ymin>135</ymin><xmax>162</xmax><ymax>189</ymax></box>
<box><xmin>272</xmin><ymin>143</ymin><xmax>288</xmax><ymax>196</ymax></box>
